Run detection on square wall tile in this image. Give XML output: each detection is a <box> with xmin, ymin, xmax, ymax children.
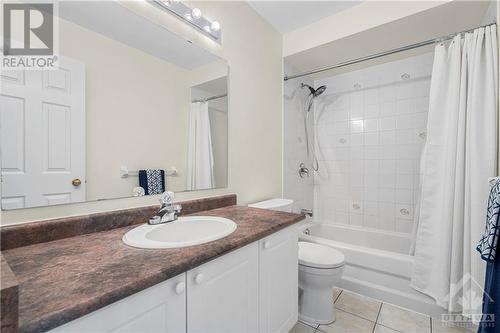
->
<box><xmin>350</xmin><ymin>213</ymin><xmax>363</xmax><ymax>226</ymax></box>
<box><xmin>380</xmin><ymin>131</ymin><xmax>396</xmax><ymax>145</ymax></box>
<box><xmin>380</xmin><ymin>117</ymin><xmax>396</xmax><ymax>131</ymax></box>
<box><xmin>306</xmin><ymin>55</ymin><xmax>431</xmax><ymax>234</ymax></box>
<box><xmin>365</xmin><ymin>119</ymin><xmax>379</xmax><ymax>132</ymax></box>
<box><xmin>380</xmin><ymin>101</ymin><xmax>396</xmax><ymax>116</ymax></box>
<box><xmin>351</xmin><ymin>120</ymin><xmax>364</xmax><ymax>133</ymax></box>
<box><xmin>364</xmin><ymin>132</ymin><xmax>379</xmax><ymax>146</ymax></box>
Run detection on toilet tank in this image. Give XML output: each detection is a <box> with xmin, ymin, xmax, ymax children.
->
<box><xmin>248</xmin><ymin>198</ymin><xmax>294</xmax><ymax>212</ymax></box>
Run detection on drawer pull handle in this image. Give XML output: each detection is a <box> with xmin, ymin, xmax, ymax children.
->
<box><xmin>175</xmin><ymin>282</ymin><xmax>185</xmax><ymax>294</ymax></box>
<box><xmin>194</xmin><ymin>273</ymin><xmax>204</xmax><ymax>284</ymax></box>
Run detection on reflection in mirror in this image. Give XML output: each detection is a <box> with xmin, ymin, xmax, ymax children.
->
<box><xmin>0</xmin><ymin>1</ymin><xmax>228</xmax><ymax>210</ymax></box>
<box><xmin>188</xmin><ymin>78</ymin><xmax>228</xmax><ymax>191</ymax></box>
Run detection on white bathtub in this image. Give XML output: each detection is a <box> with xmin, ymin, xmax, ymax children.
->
<box><xmin>300</xmin><ymin>223</ymin><xmax>443</xmax><ymax>317</ymax></box>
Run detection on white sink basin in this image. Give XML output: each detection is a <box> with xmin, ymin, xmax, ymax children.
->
<box><xmin>122</xmin><ymin>216</ymin><xmax>237</xmax><ymax>249</ymax></box>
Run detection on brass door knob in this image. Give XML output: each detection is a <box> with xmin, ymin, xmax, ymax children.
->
<box><xmin>72</xmin><ymin>178</ymin><xmax>82</xmax><ymax>187</ymax></box>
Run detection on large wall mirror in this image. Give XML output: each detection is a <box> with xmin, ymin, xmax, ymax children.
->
<box><xmin>0</xmin><ymin>1</ymin><xmax>228</xmax><ymax>210</ymax></box>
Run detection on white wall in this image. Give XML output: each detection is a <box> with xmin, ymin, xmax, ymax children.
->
<box><xmin>312</xmin><ymin>53</ymin><xmax>433</xmax><ymax>233</ymax></box>
<box><xmin>1</xmin><ymin>1</ymin><xmax>283</xmax><ymax>225</ymax></box>
<box><xmin>283</xmin><ymin>1</ymin><xmax>448</xmax><ymax>57</ymax></box>
<box><xmin>282</xmin><ymin>63</ymin><xmax>314</xmax><ymax>213</ymax></box>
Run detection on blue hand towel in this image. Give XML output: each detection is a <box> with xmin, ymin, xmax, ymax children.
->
<box><xmin>477</xmin><ymin>179</ymin><xmax>500</xmax><ymax>261</ymax></box>
<box><xmin>477</xmin><ymin>179</ymin><xmax>500</xmax><ymax>333</ymax></box>
<box><xmin>138</xmin><ymin>169</ymin><xmax>165</xmax><ymax>195</ymax></box>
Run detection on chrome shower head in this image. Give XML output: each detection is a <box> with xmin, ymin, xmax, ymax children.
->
<box><xmin>314</xmin><ymin>85</ymin><xmax>327</xmax><ymax>97</ymax></box>
<box><xmin>301</xmin><ymin>83</ymin><xmax>327</xmax><ymax>97</ymax></box>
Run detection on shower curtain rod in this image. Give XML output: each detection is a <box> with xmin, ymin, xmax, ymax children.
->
<box><xmin>192</xmin><ymin>93</ymin><xmax>227</xmax><ymax>103</ymax></box>
<box><xmin>284</xmin><ymin>23</ymin><xmax>497</xmax><ymax>81</ymax></box>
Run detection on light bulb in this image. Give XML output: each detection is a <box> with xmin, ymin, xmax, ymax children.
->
<box><xmin>161</xmin><ymin>0</ymin><xmax>171</xmax><ymax>6</ymax></box>
<box><xmin>192</xmin><ymin>8</ymin><xmax>201</xmax><ymax>19</ymax></box>
<box><xmin>210</xmin><ymin>21</ymin><xmax>220</xmax><ymax>32</ymax></box>
<box><xmin>184</xmin><ymin>13</ymin><xmax>193</xmax><ymax>21</ymax></box>
<box><xmin>203</xmin><ymin>25</ymin><xmax>211</xmax><ymax>32</ymax></box>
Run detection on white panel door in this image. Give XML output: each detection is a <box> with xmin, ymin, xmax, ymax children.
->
<box><xmin>49</xmin><ymin>274</ymin><xmax>186</xmax><ymax>333</ymax></box>
<box><xmin>187</xmin><ymin>243</ymin><xmax>259</xmax><ymax>333</ymax></box>
<box><xmin>259</xmin><ymin>226</ymin><xmax>299</xmax><ymax>333</ymax></box>
<box><xmin>0</xmin><ymin>56</ymin><xmax>85</xmax><ymax>209</ymax></box>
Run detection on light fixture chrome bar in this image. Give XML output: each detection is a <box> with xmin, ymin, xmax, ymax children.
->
<box><xmin>192</xmin><ymin>93</ymin><xmax>227</xmax><ymax>103</ymax></box>
<box><xmin>284</xmin><ymin>23</ymin><xmax>496</xmax><ymax>81</ymax></box>
<box><xmin>151</xmin><ymin>0</ymin><xmax>221</xmax><ymax>43</ymax></box>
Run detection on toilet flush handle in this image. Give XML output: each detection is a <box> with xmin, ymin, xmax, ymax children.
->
<box><xmin>263</xmin><ymin>240</ymin><xmax>271</xmax><ymax>249</ymax></box>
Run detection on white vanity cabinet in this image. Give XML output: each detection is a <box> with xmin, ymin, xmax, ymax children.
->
<box><xmin>48</xmin><ymin>225</ymin><xmax>298</xmax><ymax>333</ymax></box>
<box><xmin>49</xmin><ymin>274</ymin><xmax>187</xmax><ymax>333</ymax></box>
<box><xmin>187</xmin><ymin>242</ymin><xmax>259</xmax><ymax>332</ymax></box>
<box><xmin>259</xmin><ymin>226</ymin><xmax>298</xmax><ymax>333</ymax></box>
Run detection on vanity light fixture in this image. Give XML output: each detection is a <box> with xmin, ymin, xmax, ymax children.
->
<box><xmin>151</xmin><ymin>0</ymin><xmax>221</xmax><ymax>43</ymax></box>
<box><xmin>192</xmin><ymin>8</ymin><xmax>202</xmax><ymax>19</ymax></box>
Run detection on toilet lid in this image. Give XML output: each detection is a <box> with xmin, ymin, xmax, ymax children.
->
<box><xmin>298</xmin><ymin>242</ymin><xmax>345</xmax><ymax>269</ymax></box>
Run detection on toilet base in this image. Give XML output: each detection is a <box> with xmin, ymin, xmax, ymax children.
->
<box><xmin>298</xmin><ymin>264</ymin><xmax>344</xmax><ymax>325</ymax></box>
<box><xmin>298</xmin><ymin>285</ymin><xmax>337</xmax><ymax>325</ymax></box>
<box><xmin>298</xmin><ymin>311</ymin><xmax>336</xmax><ymax>326</ymax></box>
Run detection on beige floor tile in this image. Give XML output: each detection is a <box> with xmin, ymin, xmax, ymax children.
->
<box><xmin>289</xmin><ymin>321</ymin><xmax>317</xmax><ymax>333</ymax></box>
<box><xmin>335</xmin><ymin>290</ymin><xmax>382</xmax><ymax>321</ymax></box>
<box><xmin>317</xmin><ymin>309</ymin><xmax>376</xmax><ymax>333</ymax></box>
<box><xmin>377</xmin><ymin>303</ymin><xmax>430</xmax><ymax>333</ymax></box>
<box><xmin>373</xmin><ymin>324</ymin><xmax>401</xmax><ymax>333</ymax></box>
<box><xmin>333</xmin><ymin>288</ymin><xmax>342</xmax><ymax>302</ymax></box>
<box><xmin>299</xmin><ymin>319</ymin><xmax>320</xmax><ymax>330</ymax></box>
<box><xmin>431</xmin><ymin>318</ymin><xmax>476</xmax><ymax>333</ymax></box>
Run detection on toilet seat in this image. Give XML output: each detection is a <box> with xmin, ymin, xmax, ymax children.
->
<box><xmin>299</xmin><ymin>242</ymin><xmax>345</xmax><ymax>269</ymax></box>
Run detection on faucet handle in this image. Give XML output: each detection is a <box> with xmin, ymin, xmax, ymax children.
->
<box><xmin>173</xmin><ymin>204</ymin><xmax>182</xmax><ymax>214</ymax></box>
<box><xmin>159</xmin><ymin>191</ymin><xmax>175</xmax><ymax>205</ymax></box>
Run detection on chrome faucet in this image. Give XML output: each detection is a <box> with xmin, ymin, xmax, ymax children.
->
<box><xmin>148</xmin><ymin>191</ymin><xmax>182</xmax><ymax>225</ymax></box>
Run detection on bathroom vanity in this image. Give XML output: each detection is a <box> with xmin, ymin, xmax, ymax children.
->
<box><xmin>0</xmin><ymin>195</ymin><xmax>304</xmax><ymax>333</ymax></box>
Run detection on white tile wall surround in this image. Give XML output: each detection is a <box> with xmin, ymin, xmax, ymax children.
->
<box><xmin>312</xmin><ymin>53</ymin><xmax>433</xmax><ymax>233</ymax></box>
<box><xmin>283</xmin><ymin>63</ymin><xmax>315</xmax><ymax>214</ymax></box>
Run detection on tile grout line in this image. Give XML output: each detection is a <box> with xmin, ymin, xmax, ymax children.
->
<box><xmin>377</xmin><ymin>323</ymin><xmax>404</xmax><ymax>333</ymax></box>
<box><xmin>334</xmin><ymin>289</ymin><xmax>343</xmax><ymax>303</ymax></box>
<box><xmin>298</xmin><ymin>319</ymin><xmax>320</xmax><ymax>331</ymax></box>
<box><xmin>371</xmin><ymin>302</ymin><xmax>383</xmax><ymax>333</ymax></box>
<box><xmin>335</xmin><ymin>307</ymin><xmax>378</xmax><ymax>325</ymax></box>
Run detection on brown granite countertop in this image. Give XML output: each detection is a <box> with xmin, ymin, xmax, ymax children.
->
<box><xmin>1</xmin><ymin>254</ymin><xmax>18</xmax><ymax>333</ymax></box>
<box><xmin>2</xmin><ymin>205</ymin><xmax>304</xmax><ymax>333</ymax></box>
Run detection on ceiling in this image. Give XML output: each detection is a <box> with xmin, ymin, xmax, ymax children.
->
<box><xmin>284</xmin><ymin>0</ymin><xmax>494</xmax><ymax>80</ymax></box>
<box><xmin>59</xmin><ymin>1</ymin><xmax>221</xmax><ymax>69</ymax></box>
<box><xmin>247</xmin><ymin>1</ymin><xmax>362</xmax><ymax>33</ymax></box>
<box><xmin>193</xmin><ymin>76</ymin><xmax>228</xmax><ymax>96</ymax></box>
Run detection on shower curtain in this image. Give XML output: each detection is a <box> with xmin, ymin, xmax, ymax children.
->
<box><xmin>411</xmin><ymin>25</ymin><xmax>498</xmax><ymax>316</ymax></box>
<box><xmin>187</xmin><ymin>101</ymin><xmax>215</xmax><ymax>190</ymax></box>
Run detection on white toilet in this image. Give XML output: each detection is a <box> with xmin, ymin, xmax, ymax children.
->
<box><xmin>248</xmin><ymin>199</ymin><xmax>345</xmax><ymax>325</ymax></box>
<box><xmin>298</xmin><ymin>241</ymin><xmax>345</xmax><ymax>325</ymax></box>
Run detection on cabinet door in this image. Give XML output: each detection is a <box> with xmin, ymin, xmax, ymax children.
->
<box><xmin>259</xmin><ymin>226</ymin><xmax>299</xmax><ymax>333</ymax></box>
<box><xmin>49</xmin><ymin>274</ymin><xmax>186</xmax><ymax>333</ymax></box>
<box><xmin>187</xmin><ymin>243</ymin><xmax>259</xmax><ymax>333</ymax></box>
